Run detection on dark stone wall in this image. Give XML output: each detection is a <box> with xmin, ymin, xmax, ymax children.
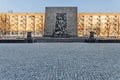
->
<box><xmin>44</xmin><ymin>7</ymin><xmax>78</xmax><ymax>37</ymax></box>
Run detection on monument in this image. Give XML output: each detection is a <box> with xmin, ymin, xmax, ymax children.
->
<box><xmin>44</xmin><ymin>7</ymin><xmax>78</xmax><ymax>37</ymax></box>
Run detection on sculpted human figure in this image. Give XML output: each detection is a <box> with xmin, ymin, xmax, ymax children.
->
<box><xmin>54</xmin><ymin>13</ymin><xmax>67</xmax><ymax>37</ymax></box>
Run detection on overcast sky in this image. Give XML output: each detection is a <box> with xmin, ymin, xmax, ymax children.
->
<box><xmin>0</xmin><ymin>0</ymin><xmax>120</xmax><ymax>12</ymax></box>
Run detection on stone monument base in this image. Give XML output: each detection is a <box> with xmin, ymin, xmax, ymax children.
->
<box><xmin>33</xmin><ymin>37</ymin><xmax>85</xmax><ymax>42</ymax></box>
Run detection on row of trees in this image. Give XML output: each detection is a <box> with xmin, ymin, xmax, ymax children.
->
<box><xmin>0</xmin><ymin>14</ymin><xmax>6</xmax><ymax>35</ymax></box>
<box><xmin>0</xmin><ymin>14</ymin><xmax>11</xmax><ymax>36</ymax></box>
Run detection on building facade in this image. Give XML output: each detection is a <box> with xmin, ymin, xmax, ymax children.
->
<box><xmin>78</xmin><ymin>13</ymin><xmax>120</xmax><ymax>37</ymax></box>
<box><xmin>0</xmin><ymin>13</ymin><xmax>45</xmax><ymax>38</ymax></box>
<box><xmin>0</xmin><ymin>12</ymin><xmax>120</xmax><ymax>37</ymax></box>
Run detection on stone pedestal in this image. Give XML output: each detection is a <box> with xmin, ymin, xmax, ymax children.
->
<box><xmin>86</xmin><ymin>31</ymin><xmax>95</xmax><ymax>42</ymax></box>
<box><xmin>89</xmin><ymin>31</ymin><xmax>95</xmax><ymax>39</ymax></box>
<box><xmin>27</xmin><ymin>32</ymin><xmax>32</xmax><ymax>38</ymax></box>
<box><xmin>26</xmin><ymin>32</ymin><xmax>32</xmax><ymax>43</ymax></box>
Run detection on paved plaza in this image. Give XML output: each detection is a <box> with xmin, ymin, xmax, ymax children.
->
<box><xmin>0</xmin><ymin>43</ymin><xmax>120</xmax><ymax>80</ymax></box>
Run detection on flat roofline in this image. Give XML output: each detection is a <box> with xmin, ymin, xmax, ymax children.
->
<box><xmin>78</xmin><ymin>12</ymin><xmax>120</xmax><ymax>15</ymax></box>
<box><xmin>45</xmin><ymin>6</ymin><xmax>77</xmax><ymax>8</ymax></box>
<box><xmin>1</xmin><ymin>12</ymin><xmax>120</xmax><ymax>15</ymax></box>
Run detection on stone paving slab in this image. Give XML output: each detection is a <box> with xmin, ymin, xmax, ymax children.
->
<box><xmin>0</xmin><ymin>43</ymin><xmax>120</xmax><ymax>80</ymax></box>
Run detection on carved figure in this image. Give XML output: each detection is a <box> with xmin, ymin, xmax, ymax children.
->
<box><xmin>53</xmin><ymin>13</ymin><xmax>67</xmax><ymax>37</ymax></box>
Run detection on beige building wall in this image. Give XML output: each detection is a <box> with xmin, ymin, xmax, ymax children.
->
<box><xmin>78</xmin><ymin>13</ymin><xmax>120</xmax><ymax>37</ymax></box>
<box><xmin>0</xmin><ymin>13</ymin><xmax>45</xmax><ymax>38</ymax></box>
<box><xmin>0</xmin><ymin>12</ymin><xmax>120</xmax><ymax>37</ymax></box>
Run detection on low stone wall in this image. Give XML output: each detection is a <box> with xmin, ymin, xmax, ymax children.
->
<box><xmin>0</xmin><ymin>39</ymin><xmax>26</xmax><ymax>43</ymax></box>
